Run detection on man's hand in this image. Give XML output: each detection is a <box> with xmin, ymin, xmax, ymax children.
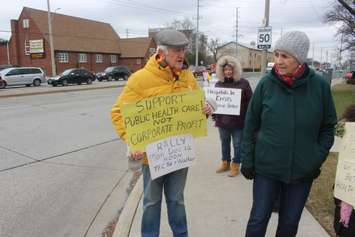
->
<box><xmin>131</xmin><ymin>151</ymin><xmax>143</xmax><ymax>160</ymax></box>
<box><xmin>202</xmin><ymin>103</ymin><xmax>213</xmax><ymax>116</ymax></box>
<box><xmin>241</xmin><ymin>166</ymin><xmax>256</xmax><ymax>180</ymax></box>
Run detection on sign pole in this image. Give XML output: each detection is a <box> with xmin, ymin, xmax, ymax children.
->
<box><xmin>261</xmin><ymin>0</ymin><xmax>270</xmax><ymax>74</ymax></box>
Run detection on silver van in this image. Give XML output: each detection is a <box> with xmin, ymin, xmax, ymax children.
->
<box><xmin>0</xmin><ymin>67</ymin><xmax>45</xmax><ymax>89</ymax></box>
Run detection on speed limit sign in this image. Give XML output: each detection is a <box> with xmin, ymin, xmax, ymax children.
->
<box><xmin>257</xmin><ymin>27</ymin><xmax>272</xmax><ymax>49</ymax></box>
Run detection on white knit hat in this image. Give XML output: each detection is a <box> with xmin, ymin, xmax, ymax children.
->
<box><xmin>274</xmin><ymin>31</ymin><xmax>310</xmax><ymax>64</ymax></box>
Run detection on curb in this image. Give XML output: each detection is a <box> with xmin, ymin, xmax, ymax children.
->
<box><xmin>0</xmin><ymin>84</ymin><xmax>124</xmax><ymax>98</ymax></box>
<box><xmin>112</xmin><ymin>176</ymin><xmax>143</xmax><ymax>237</ymax></box>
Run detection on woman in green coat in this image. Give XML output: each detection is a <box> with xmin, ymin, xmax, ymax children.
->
<box><xmin>241</xmin><ymin>31</ymin><xmax>337</xmax><ymax>237</ymax></box>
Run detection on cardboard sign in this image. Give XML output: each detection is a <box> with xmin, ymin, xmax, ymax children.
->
<box><xmin>204</xmin><ymin>87</ymin><xmax>241</xmax><ymax>115</ymax></box>
<box><xmin>121</xmin><ymin>90</ymin><xmax>207</xmax><ymax>152</ymax></box>
<box><xmin>334</xmin><ymin>122</ymin><xmax>355</xmax><ymax>206</ymax></box>
<box><xmin>146</xmin><ymin>134</ymin><xmax>196</xmax><ymax>180</ymax></box>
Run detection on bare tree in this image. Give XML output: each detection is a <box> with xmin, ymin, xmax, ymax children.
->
<box><xmin>324</xmin><ymin>1</ymin><xmax>355</xmax><ymax>51</ymax></box>
<box><xmin>165</xmin><ymin>18</ymin><xmax>209</xmax><ymax>65</ymax></box>
<box><xmin>207</xmin><ymin>38</ymin><xmax>221</xmax><ymax>63</ymax></box>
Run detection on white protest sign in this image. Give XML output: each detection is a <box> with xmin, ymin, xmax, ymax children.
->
<box><xmin>204</xmin><ymin>87</ymin><xmax>241</xmax><ymax>115</ymax></box>
<box><xmin>334</xmin><ymin>122</ymin><xmax>355</xmax><ymax>206</ymax></box>
<box><xmin>146</xmin><ymin>134</ymin><xmax>196</xmax><ymax>180</ymax></box>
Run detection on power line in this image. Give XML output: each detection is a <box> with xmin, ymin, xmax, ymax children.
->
<box><xmin>0</xmin><ymin>29</ymin><xmax>155</xmax><ymax>44</ymax></box>
<box><xmin>99</xmin><ymin>0</ymin><xmax>184</xmax><ymax>15</ymax></box>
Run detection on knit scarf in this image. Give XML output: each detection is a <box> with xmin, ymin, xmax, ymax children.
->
<box><xmin>274</xmin><ymin>64</ymin><xmax>305</xmax><ymax>86</ymax></box>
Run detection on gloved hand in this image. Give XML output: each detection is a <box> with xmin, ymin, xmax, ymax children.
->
<box><xmin>241</xmin><ymin>166</ymin><xmax>256</xmax><ymax>180</ymax></box>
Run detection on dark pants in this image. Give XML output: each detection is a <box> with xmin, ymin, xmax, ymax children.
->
<box><xmin>245</xmin><ymin>175</ymin><xmax>313</xmax><ymax>237</ymax></box>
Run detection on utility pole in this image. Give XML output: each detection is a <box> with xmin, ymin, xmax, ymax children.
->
<box><xmin>280</xmin><ymin>26</ymin><xmax>283</xmax><ymax>37</ymax></box>
<box><xmin>47</xmin><ymin>0</ymin><xmax>56</xmax><ymax>76</ymax></box>
<box><xmin>6</xmin><ymin>40</ymin><xmax>10</xmax><ymax>64</ymax></box>
<box><xmin>339</xmin><ymin>32</ymin><xmax>344</xmax><ymax>67</ymax></box>
<box><xmin>320</xmin><ymin>47</ymin><xmax>323</xmax><ymax>65</ymax></box>
<box><xmin>235</xmin><ymin>7</ymin><xmax>239</xmax><ymax>58</ymax></box>
<box><xmin>125</xmin><ymin>29</ymin><xmax>130</xmax><ymax>38</ymax></box>
<box><xmin>312</xmin><ymin>43</ymin><xmax>315</xmax><ymax>68</ymax></box>
<box><xmin>195</xmin><ymin>0</ymin><xmax>200</xmax><ymax>67</ymax></box>
<box><xmin>261</xmin><ymin>0</ymin><xmax>270</xmax><ymax>74</ymax></box>
<box><xmin>326</xmin><ymin>50</ymin><xmax>328</xmax><ymax>64</ymax></box>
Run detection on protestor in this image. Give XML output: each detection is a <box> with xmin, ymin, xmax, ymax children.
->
<box><xmin>334</xmin><ymin>104</ymin><xmax>355</xmax><ymax>237</ymax></box>
<box><xmin>111</xmin><ymin>29</ymin><xmax>212</xmax><ymax>237</ymax></box>
<box><xmin>213</xmin><ymin>55</ymin><xmax>253</xmax><ymax>177</ymax></box>
<box><xmin>241</xmin><ymin>31</ymin><xmax>337</xmax><ymax>236</ymax></box>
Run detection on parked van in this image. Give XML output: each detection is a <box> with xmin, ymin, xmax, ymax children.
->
<box><xmin>0</xmin><ymin>67</ymin><xmax>45</xmax><ymax>89</ymax></box>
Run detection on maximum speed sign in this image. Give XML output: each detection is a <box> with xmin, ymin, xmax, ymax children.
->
<box><xmin>257</xmin><ymin>27</ymin><xmax>272</xmax><ymax>49</ymax></box>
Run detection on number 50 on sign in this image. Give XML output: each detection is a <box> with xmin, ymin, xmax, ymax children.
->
<box><xmin>257</xmin><ymin>27</ymin><xmax>272</xmax><ymax>49</ymax></box>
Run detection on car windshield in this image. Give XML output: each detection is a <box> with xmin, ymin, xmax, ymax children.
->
<box><xmin>61</xmin><ymin>69</ymin><xmax>74</xmax><ymax>76</ymax></box>
<box><xmin>104</xmin><ymin>67</ymin><xmax>115</xmax><ymax>73</ymax></box>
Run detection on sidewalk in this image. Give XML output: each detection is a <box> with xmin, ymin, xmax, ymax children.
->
<box><xmin>113</xmin><ymin>120</ymin><xmax>330</xmax><ymax>237</ymax></box>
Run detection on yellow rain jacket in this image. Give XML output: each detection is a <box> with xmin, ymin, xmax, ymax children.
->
<box><xmin>111</xmin><ymin>54</ymin><xmax>199</xmax><ymax>164</ymax></box>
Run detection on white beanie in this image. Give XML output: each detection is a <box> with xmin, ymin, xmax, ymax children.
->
<box><xmin>274</xmin><ymin>31</ymin><xmax>310</xmax><ymax>64</ymax></box>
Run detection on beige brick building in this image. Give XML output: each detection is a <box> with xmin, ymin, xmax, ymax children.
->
<box><xmin>217</xmin><ymin>42</ymin><xmax>273</xmax><ymax>72</ymax></box>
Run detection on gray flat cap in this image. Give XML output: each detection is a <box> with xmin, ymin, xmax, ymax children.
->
<box><xmin>155</xmin><ymin>29</ymin><xmax>189</xmax><ymax>48</ymax></box>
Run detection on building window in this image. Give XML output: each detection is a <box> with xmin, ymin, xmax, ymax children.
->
<box><xmin>110</xmin><ymin>55</ymin><xmax>117</xmax><ymax>63</ymax></box>
<box><xmin>96</xmin><ymin>54</ymin><xmax>103</xmax><ymax>63</ymax></box>
<box><xmin>78</xmin><ymin>53</ymin><xmax>87</xmax><ymax>63</ymax></box>
<box><xmin>136</xmin><ymin>58</ymin><xmax>142</xmax><ymax>65</ymax></box>
<box><xmin>23</xmin><ymin>19</ymin><xmax>29</xmax><ymax>28</ymax></box>
<box><xmin>24</xmin><ymin>40</ymin><xmax>30</xmax><ymax>55</ymax></box>
<box><xmin>57</xmin><ymin>52</ymin><xmax>69</xmax><ymax>63</ymax></box>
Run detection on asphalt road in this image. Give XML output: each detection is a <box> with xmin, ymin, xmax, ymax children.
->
<box><xmin>0</xmin><ymin>88</ymin><xmax>133</xmax><ymax>237</ymax></box>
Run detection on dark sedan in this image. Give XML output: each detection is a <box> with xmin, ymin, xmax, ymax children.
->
<box><xmin>47</xmin><ymin>68</ymin><xmax>95</xmax><ymax>86</ymax></box>
<box><xmin>96</xmin><ymin>66</ymin><xmax>131</xmax><ymax>81</ymax></box>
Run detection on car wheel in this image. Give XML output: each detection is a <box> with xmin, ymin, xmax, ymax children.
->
<box><xmin>87</xmin><ymin>78</ymin><xmax>92</xmax><ymax>84</ymax></box>
<box><xmin>77</xmin><ymin>82</ymin><xmax>82</xmax><ymax>85</ymax></box>
<box><xmin>33</xmin><ymin>79</ymin><xmax>41</xmax><ymax>87</ymax></box>
<box><xmin>0</xmin><ymin>81</ymin><xmax>6</xmax><ymax>89</ymax></box>
<box><xmin>62</xmin><ymin>79</ymin><xmax>68</xmax><ymax>86</ymax></box>
<box><xmin>52</xmin><ymin>83</ymin><xmax>57</xmax><ymax>87</ymax></box>
<box><xmin>98</xmin><ymin>78</ymin><xmax>102</xmax><ymax>82</ymax></box>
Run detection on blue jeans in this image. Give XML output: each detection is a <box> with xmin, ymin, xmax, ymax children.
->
<box><xmin>141</xmin><ymin>165</ymin><xmax>188</xmax><ymax>237</ymax></box>
<box><xmin>218</xmin><ymin>127</ymin><xmax>242</xmax><ymax>163</ymax></box>
<box><xmin>245</xmin><ymin>175</ymin><xmax>313</xmax><ymax>237</ymax></box>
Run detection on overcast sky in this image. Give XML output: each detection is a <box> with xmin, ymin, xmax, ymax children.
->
<box><xmin>0</xmin><ymin>0</ymin><xmax>344</xmax><ymax>63</ymax></box>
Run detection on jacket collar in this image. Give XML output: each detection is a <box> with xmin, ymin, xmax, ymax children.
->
<box><xmin>144</xmin><ymin>53</ymin><xmax>189</xmax><ymax>82</ymax></box>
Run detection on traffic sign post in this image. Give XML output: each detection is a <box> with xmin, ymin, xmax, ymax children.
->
<box><xmin>257</xmin><ymin>26</ymin><xmax>272</xmax><ymax>49</ymax></box>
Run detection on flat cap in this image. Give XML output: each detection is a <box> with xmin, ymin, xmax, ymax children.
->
<box><xmin>155</xmin><ymin>29</ymin><xmax>189</xmax><ymax>48</ymax></box>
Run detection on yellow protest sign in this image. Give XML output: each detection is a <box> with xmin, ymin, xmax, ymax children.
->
<box><xmin>334</xmin><ymin>122</ymin><xmax>355</xmax><ymax>206</ymax></box>
<box><xmin>121</xmin><ymin>90</ymin><xmax>207</xmax><ymax>151</ymax></box>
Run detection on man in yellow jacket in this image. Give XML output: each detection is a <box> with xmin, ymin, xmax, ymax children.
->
<box><xmin>111</xmin><ymin>29</ymin><xmax>212</xmax><ymax>237</ymax></box>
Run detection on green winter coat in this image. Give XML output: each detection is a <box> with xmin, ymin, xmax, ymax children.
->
<box><xmin>241</xmin><ymin>66</ymin><xmax>337</xmax><ymax>183</ymax></box>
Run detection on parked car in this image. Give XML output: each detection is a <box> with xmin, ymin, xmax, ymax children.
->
<box><xmin>344</xmin><ymin>71</ymin><xmax>354</xmax><ymax>80</ymax></box>
<box><xmin>191</xmin><ymin>66</ymin><xmax>206</xmax><ymax>78</ymax></box>
<box><xmin>266</xmin><ymin>62</ymin><xmax>275</xmax><ymax>74</ymax></box>
<box><xmin>0</xmin><ymin>64</ymin><xmax>18</xmax><ymax>71</ymax></box>
<box><xmin>96</xmin><ymin>66</ymin><xmax>131</xmax><ymax>81</ymax></box>
<box><xmin>344</xmin><ymin>71</ymin><xmax>355</xmax><ymax>84</ymax></box>
<box><xmin>0</xmin><ymin>67</ymin><xmax>45</xmax><ymax>89</ymax></box>
<box><xmin>47</xmin><ymin>68</ymin><xmax>95</xmax><ymax>87</ymax></box>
